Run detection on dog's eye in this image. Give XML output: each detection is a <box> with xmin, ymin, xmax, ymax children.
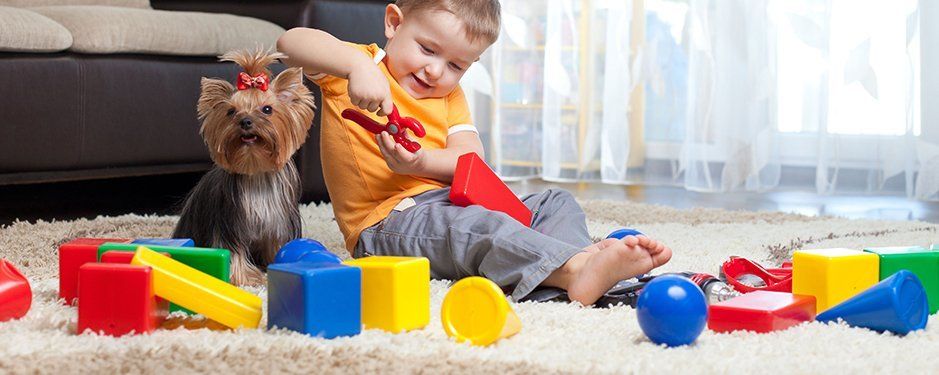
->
<box><xmin>261</xmin><ymin>105</ymin><xmax>273</xmax><ymax>115</ymax></box>
<box><xmin>226</xmin><ymin>108</ymin><xmax>235</xmax><ymax>117</ymax></box>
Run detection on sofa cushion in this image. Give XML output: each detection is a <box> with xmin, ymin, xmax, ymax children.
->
<box><xmin>0</xmin><ymin>0</ymin><xmax>149</xmax><ymax>8</ymax></box>
<box><xmin>0</xmin><ymin>6</ymin><xmax>72</xmax><ymax>52</ymax></box>
<box><xmin>31</xmin><ymin>6</ymin><xmax>285</xmax><ymax>56</ymax></box>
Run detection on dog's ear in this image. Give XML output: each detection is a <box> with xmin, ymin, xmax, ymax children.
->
<box><xmin>197</xmin><ymin>78</ymin><xmax>235</xmax><ymax>120</ymax></box>
<box><xmin>270</xmin><ymin>67</ymin><xmax>307</xmax><ymax>103</ymax></box>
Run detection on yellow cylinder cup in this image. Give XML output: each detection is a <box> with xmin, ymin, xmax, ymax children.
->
<box><xmin>441</xmin><ymin>276</ymin><xmax>521</xmax><ymax>346</ymax></box>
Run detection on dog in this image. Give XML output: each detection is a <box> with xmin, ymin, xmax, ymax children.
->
<box><xmin>173</xmin><ymin>49</ymin><xmax>316</xmax><ymax>286</ymax></box>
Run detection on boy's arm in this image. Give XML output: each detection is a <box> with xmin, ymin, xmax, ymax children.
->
<box><xmin>376</xmin><ymin>131</ymin><xmax>484</xmax><ymax>183</ymax></box>
<box><xmin>277</xmin><ymin>28</ymin><xmax>393</xmax><ymax>115</ymax></box>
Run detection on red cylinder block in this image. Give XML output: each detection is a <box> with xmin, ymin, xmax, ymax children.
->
<box><xmin>0</xmin><ymin>259</ymin><xmax>31</xmax><ymax>322</ymax></box>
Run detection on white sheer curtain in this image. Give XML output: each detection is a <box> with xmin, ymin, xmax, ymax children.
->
<box><xmin>461</xmin><ymin>0</ymin><xmax>935</xmax><ymax>200</ymax></box>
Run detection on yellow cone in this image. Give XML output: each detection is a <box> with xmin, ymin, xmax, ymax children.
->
<box><xmin>441</xmin><ymin>276</ymin><xmax>521</xmax><ymax>346</ymax></box>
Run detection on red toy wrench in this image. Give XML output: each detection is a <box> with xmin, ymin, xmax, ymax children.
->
<box><xmin>720</xmin><ymin>256</ymin><xmax>792</xmax><ymax>293</ymax></box>
<box><xmin>341</xmin><ymin>105</ymin><xmax>426</xmax><ymax>153</ymax></box>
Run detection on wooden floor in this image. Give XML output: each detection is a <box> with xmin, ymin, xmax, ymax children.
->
<box><xmin>2</xmin><ymin>172</ymin><xmax>938</xmax><ymax>226</ymax></box>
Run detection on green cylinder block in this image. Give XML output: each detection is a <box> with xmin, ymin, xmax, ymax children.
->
<box><xmin>864</xmin><ymin>246</ymin><xmax>939</xmax><ymax>314</ymax></box>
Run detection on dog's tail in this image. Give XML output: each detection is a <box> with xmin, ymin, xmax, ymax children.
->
<box><xmin>220</xmin><ymin>48</ymin><xmax>284</xmax><ymax>77</ymax></box>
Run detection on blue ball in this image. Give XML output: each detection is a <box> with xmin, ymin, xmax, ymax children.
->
<box><xmin>275</xmin><ymin>239</ymin><xmax>340</xmax><ymax>264</ymax></box>
<box><xmin>636</xmin><ymin>275</ymin><xmax>708</xmax><ymax>347</ymax></box>
<box><xmin>607</xmin><ymin>228</ymin><xmax>644</xmax><ymax>240</ymax></box>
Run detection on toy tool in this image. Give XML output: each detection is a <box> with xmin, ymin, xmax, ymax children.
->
<box><xmin>0</xmin><ymin>259</ymin><xmax>31</xmax><ymax>322</ymax></box>
<box><xmin>441</xmin><ymin>276</ymin><xmax>521</xmax><ymax>346</ymax></box>
<box><xmin>131</xmin><ymin>246</ymin><xmax>262</xmax><ymax>329</ymax></box>
<box><xmin>816</xmin><ymin>270</ymin><xmax>927</xmax><ymax>335</ymax></box>
<box><xmin>450</xmin><ymin>152</ymin><xmax>532</xmax><ymax>226</ymax></box>
<box><xmin>720</xmin><ymin>256</ymin><xmax>793</xmax><ymax>293</ymax></box>
<box><xmin>636</xmin><ymin>275</ymin><xmax>708</xmax><ymax>347</ymax></box>
<box><xmin>708</xmin><ymin>291</ymin><xmax>815</xmax><ymax>333</ymax></box>
<box><xmin>342</xmin><ymin>105</ymin><xmax>425</xmax><ymax>153</ymax></box>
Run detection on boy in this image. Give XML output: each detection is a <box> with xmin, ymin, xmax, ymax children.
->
<box><xmin>277</xmin><ymin>0</ymin><xmax>672</xmax><ymax>305</ymax></box>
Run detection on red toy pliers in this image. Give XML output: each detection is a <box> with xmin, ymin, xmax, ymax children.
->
<box><xmin>341</xmin><ymin>105</ymin><xmax>426</xmax><ymax>153</ymax></box>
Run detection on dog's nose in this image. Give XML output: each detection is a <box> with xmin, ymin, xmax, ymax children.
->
<box><xmin>239</xmin><ymin>118</ymin><xmax>253</xmax><ymax>130</ymax></box>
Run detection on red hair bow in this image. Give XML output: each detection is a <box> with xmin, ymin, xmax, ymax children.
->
<box><xmin>237</xmin><ymin>72</ymin><xmax>269</xmax><ymax>91</ymax></box>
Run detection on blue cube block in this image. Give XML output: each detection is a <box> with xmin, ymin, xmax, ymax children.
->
<box><xmin>267</xmin><ymin>262</ymin><xmax>361</xmax><ymax>339</ymax></box>
<box><xmin>132</xmin><ymin>238</ymin><xmax>195</xmax><ymax>247</ymax></box>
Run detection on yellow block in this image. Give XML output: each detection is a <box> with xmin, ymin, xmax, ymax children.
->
<box><xmin>131</xmin><ymin>246</ymin><xmax>262</xmax><ymax>329</ymax></box>
<box><xmin>441</xmin><ymin>276</ymin><xmax>521</xmax><ymax>346</ymax></box>
<box><xmin>792</xmin><ymin>248</ymin><xmax>879</xmax><ymax>313</ymax></box>
<box><xmin>343</xmin><ymin>256</ymin><xmax>429</xmax><ymax>333</ymax></box>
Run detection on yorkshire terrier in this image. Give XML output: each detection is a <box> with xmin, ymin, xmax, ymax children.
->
<box><xmin>173</xmin><ymin>49</ymin><xmax>316</xmax><ymax>286</ymax></box>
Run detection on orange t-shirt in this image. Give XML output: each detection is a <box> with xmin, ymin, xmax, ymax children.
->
<box><xmin>313</xmin><ymin>43</ymin><xmax>474</xmax><ymax>252</ymax></box>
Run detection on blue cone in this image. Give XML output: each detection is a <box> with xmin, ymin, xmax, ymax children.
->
<box><xmin>607</xmin><ymin>228</ymin><xmax>643</xmax><ymax>240</ymax></box>
<box><xmin>816</xmin><ymin>270</ymin><xmax>928</xmax><ymax>335</ymax></box>
<box><xmin>275</xmin><ymin>238</ymin><xmax>341</xmax><ymax>264</ymax></box>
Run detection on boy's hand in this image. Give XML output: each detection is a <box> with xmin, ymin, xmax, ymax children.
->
<box><xmin>347</xmin><ymin>61</ymin><xmax>393</xmax><ymax>116</ymax></box>
<box><xmin>376</xmin><ymin>131</ymin><xmax>426</xmax><ymax>175</ymax></box>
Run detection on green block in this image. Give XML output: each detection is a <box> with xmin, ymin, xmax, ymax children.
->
<box><xmin>98</xmin><ymin>243</ymin><xmax>231</xmax><ymax>314</ymax></box>
<box><xmin>864</xmin><ymin>246</ymin><xmax>939</xmax><ymax>314</ymax></box>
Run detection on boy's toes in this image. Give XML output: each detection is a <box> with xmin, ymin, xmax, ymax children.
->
<box><xmin>651</xmin><ymin>246</ymin><xmax>672</xmax><ymax>267</ymax></box>
<box><xmin>622</xmin><ymin>236</ymin><xmax>640</xmax><ymax>247</ymax></box>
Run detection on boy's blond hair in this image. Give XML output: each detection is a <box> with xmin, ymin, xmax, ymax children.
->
<box><xmin>396</xmin><ymin>0</ymin><xmax>501</xmax><ymax>45</ymax></box>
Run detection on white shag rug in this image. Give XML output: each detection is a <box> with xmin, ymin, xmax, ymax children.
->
<box><xmin>1</xmin><ymin>200</ymin><xmax>939</xmax><ymax>374</ymax></box>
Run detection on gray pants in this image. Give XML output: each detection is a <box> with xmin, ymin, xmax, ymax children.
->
<box><xmin>354</xmin><ymin>188</ymin><xmax>591</xmax><ymax>300</ymax></box>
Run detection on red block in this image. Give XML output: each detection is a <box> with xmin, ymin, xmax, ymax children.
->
<box><xmin>0</xmin><ymin>259</ymin><xmax>31</xmax><ymax>322</ymax></box>
<box><xmin>58</xmin><ymin>238</ymin><xmax>131</xmax><ymax>305</ymax></box>
<box><xmin>449</xmin><ymin>152</ymin><xmax>532</xmax><ymax>226</ymax></box>
<box><xmin>77</xmin><ymin>263</ymin><xmax>167</xmax><ymax>336</ymax></box>
<box><xmin>708</xmin><ymin>291</ymin><xmax>816</xmax><ymax>333</ymax></box>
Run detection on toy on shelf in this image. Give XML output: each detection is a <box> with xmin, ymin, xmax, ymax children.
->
<box><xmin>863</xmin><ymin>246</ymin><xmax>939</xmax><ymax>314</ymax></box>
<box><xmin>131</xmin><ymin>238</ymin><xmax>195</xmax><ymax>247</ymax></box>
<box><xmin>343</xmin><ymin>256</ymin><xmax>429</xmax><ymax>333</ymax></box>
<box><xmin>449</xmin><ymin>152</ymin><xmax>532</xmax><ymax>227</ymax></box>
<box><xmin>0</xmin><ymin>259</ymin><xmax>31</xmax><ymax>322</ymax></box>
<box><xmin>58</xmin><ymin>237</ymin><xmax>132</xmax><ymax>305</ymax></box>
<box><xmin>341</xmin><ymin>105</ymin><xmax>426</xmax><ymax>153</ymax></box>
<box><xmin>792</xmin><ymin>248</ymin><xmax>879</xmax><ymax>313</ymax></box>
<box><xmin>720</xmin><ymin>256</ymin><xmax>792</xmax><ymax>293</ymax></box>
<box><xmin>131</xmin><ymin>246</ymin><xmax>261</xmax><ymax>329</ymax></box>
<box><xmin>267</xmin><ymin>262</ymin><xmax>361</xmax><ymax>339</ymax></box>
<box><xmin>636</xmin><ymin>275</ymin><xmax>708</xmax><ymax>347</ymax></box>
<box><xmin>274</xmin><ymin>239</ymin><xmax>341</xmax><ymax>265</ymax></box>
<box><xmin>441</xmin><ymin>276</ymin><xmax>521</xmax><ymax>346</ymax></box>
<box><xmin>816</xmin><ymin>270</ymin><xmax>927</xmax><ymax>335</ymax></box>
<box><xmin>77</xmin><ymin>263</ymin><xmax>167</xmax><ymax>336</ymax></box>
<box><xmin>708</xmin><ymin>291</ymin><xmax>816</xmax><ymax>333</ymax></box>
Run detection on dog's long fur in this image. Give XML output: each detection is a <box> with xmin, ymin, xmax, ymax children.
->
<box><xmin>173</xmin><ymin>49</ymin><xmax>315</xmax><ymax>285</ymax></box>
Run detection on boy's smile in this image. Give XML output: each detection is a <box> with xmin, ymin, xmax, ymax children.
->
<box><xmin>383</xmin><ymin>7</ymin><xmax>491</xmax><ymax>99</ymax></box>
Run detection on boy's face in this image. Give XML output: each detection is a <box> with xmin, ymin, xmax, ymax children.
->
<box><xmin>384</xmin><ymin>6</ymin><xmax>491</xmax><ymax>99</ymax></box>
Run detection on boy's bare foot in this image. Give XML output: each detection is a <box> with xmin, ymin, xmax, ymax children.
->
<box><xmin>544</xmin><ymin>236</ymin><xmax>672</xmax><ymax>306</ymax></box>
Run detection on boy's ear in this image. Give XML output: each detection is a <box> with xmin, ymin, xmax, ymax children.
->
<box><xmin>384</xmin><ymin>4</ymin><xmax>403</xmax><ymax>40</ymax></box>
